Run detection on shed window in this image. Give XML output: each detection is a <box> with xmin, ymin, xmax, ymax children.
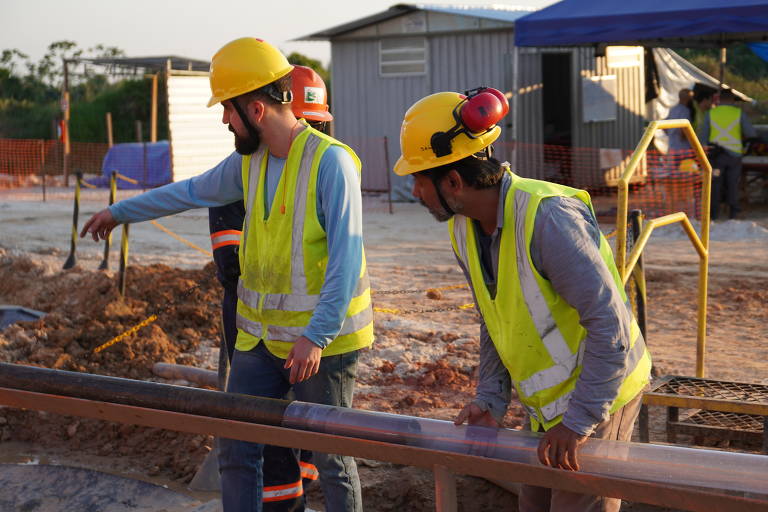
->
<box><xmin>380</xmin><ymin>38</ymin><xmax>427</xmax><ymax>77</ymax></box>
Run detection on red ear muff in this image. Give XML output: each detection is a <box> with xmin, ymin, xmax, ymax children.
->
<box><xmin>483</xmin><ymin>88</ymin><xmax>510</xmax><ymax>117</ymax></box>
<box><xmin>429</xmin><ymin>87</ymin><xmax>509</xmax><ymax>158</ymax></box>
<box><xmin>460</xmin><ymin>91</ymin><xmax>506</xmax><ymax>133</ymax></box>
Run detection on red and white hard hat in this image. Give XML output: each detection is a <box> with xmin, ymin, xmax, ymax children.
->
<box><xmin>290</xmin><ymin>65</ymin><xmax>333</xmax><ymax>123</ymax></box>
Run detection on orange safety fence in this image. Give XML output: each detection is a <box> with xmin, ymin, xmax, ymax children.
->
<box><xmin>0</xmin><ymin>138</ymin><xmax>109</xmax><ymax>190</ymax></box>
<box><xmin>491</xmin><ymin>142</ymin><xmax>705</xmax><ymax>221</ymax></box>
<box><xmin>1</xmin><ymin>137</ymin><xmax>708</xmax><ymax>220</ymax></box>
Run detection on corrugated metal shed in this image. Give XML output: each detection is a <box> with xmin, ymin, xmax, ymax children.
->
<box><xmin>299</xmin><ymin>3</ymin><xmax>648</xmax><ymax>198</ymax></box>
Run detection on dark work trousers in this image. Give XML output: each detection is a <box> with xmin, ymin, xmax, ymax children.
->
<box><xmin>209</xmin><ymin>202</ymin><xmax>317</xmax><ymax>512</ymax></box>
<box><xmin>710</xmin><ymin>151</ymin><xmax>743</xmax><ymax>220</ymax></box>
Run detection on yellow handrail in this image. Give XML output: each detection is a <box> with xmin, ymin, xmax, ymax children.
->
<box><xmin>616</xmin><ymin>119</ymin><xmax>711</xmax><ymax>377</ymax></box>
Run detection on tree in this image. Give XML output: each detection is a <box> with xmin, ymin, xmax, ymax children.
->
<box><xmin>286</xmin><ymin>51</ymin><xmax>329</xmax><ymax>83</ymax></box>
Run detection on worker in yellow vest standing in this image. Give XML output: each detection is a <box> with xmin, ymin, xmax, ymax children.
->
<box><xmin>393</xmin><ymin>90</ymin><xmax>651</xmax><ymax>512</ymax></box>
<box><xmin>697</xmin><ymin>88</ymin><xmax>757</xmax><ymax>220</ymax></box>
<box><xmin>204</xmin><ymin>64</ymin><xmax>333</xmax><ymax>510</ymax></box>
<box><xmin>80</xmin><ymin>38</ymin><xmax>373</xmax><ymax>512</ymax></box>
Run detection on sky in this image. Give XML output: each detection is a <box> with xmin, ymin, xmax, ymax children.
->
<box><xmin>2</xmin><ymin>0</ymin><xmax>555</xmax><ymax>68</ymax></box>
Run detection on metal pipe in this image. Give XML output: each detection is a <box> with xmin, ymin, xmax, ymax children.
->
<box><xmin>0</xmin><ymin>363</ymin><xmax>288</xmax><ymax>427</ymax></box>
<box><xmin>2</xmin><ymin>364</ymin><xmax>766</xmax><ymax>500</ymax></box>
<box><xmin>283</xmin><ymin>402</ymin><xmax>768</xmax><ymax>497</ymax></box>
<box><xmin>152</xmin><ymin>362</ymin><xmax>218</xmax><ymax>388</ymax></box>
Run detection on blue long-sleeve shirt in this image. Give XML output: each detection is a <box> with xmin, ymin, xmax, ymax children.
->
<box><xmin>109</xmin><ymin>143</ymin><xmax>364</xmax><ymax>349</ymax></box>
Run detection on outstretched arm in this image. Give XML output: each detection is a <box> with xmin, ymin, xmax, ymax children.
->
<box><xmin>80</xmin><ymin>151</ymin><xmax>244</xmax><ymax>241</ymax></box>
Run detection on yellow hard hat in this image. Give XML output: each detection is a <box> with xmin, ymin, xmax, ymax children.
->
<box><xmin>393</xmin><ymin>91</ymin><xmax>502</xmax><ymax>176</ymax></box>
<box><xmin>207</xmin><ymin>37</ymin><xmax>294</xmax><ymax>108</ymax></box>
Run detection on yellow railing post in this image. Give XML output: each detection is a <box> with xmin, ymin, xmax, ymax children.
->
<box><xmin>616</xmin><ymin>119</ymin><xmax>711</xmax><ymax>377</ymax></box>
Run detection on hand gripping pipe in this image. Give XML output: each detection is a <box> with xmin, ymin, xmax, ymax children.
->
<box><xmin>283</xmin><ymin>402</ymin><xmax>768</xmax><ymax>497</ymax></box>
<box><xmin>0</xmin><ymin>364</ymin><xmax>766</xmax><ymax>498</ymax></box>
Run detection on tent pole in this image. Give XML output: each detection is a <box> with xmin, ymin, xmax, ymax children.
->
<box><xmin>719</xmin><ymin>46</ymin><xmax>726</xmax><ymax>90</ymax></box>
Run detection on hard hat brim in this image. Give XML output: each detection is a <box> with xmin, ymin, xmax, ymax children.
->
<box><xmin>393</xmin><ymin>126</ymin><xmax>501</xmax><ymax>176</ymax></box>
<box><xmin>299</xmin><ymin>110</ymin><xmax>333</xmax><ymax>122</ymax></box>
<box><xmin>207</xmin><ymin>65</ymin><xmax>294</xmax><ymax>108</ymax></box>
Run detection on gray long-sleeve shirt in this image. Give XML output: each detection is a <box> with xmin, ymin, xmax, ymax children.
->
<box><xmin>461</xmin><ymin>173</ymin><xmax>642</xmax><ymax>436</ymax></box>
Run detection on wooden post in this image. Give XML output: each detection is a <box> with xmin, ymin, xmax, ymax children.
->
<box><xmin>40</xmin><ymin>140</ymin><xmax>47</xmax><ymax>202</ymax></box>
<box><xmin>150</xmin><ymin>73</ymin><xmax>158</xmax><ymax>142</ymax></box>
<box><xmin>433</xmin><ymin>465</ymin><xmax>457</xmax><ymax>512</ymax></box>
<box><xmin>719</xmin><ymin>47</ymin><xmax>726</xmax><ymax>90</ymax></box>
<box><xmin>106</xmin><ymin>112</ymin><xmax>114</xmax><ymax>148</ymax></box>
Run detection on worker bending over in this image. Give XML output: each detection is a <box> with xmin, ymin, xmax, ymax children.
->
<box><xmin>394</xmin><ymin>89</ymin><xmax>651</xmax><ymax>512</ymax></box>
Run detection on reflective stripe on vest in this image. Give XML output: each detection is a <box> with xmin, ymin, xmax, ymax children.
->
<box><xmin>709</xmin><ymin>105</ymin><xmax>743</xmax><ymax>155</ymax></box>
<box><xmin>237</xmin><ymin>272</ymin><xmax>371</xmax><ymax>313</ymax></box>
<box><xmin>235</xmin><ymin>127</ymin><xmax>373</xmax><ymax>356</ymax></box>
<box><xmin>263</xmin><ymin>480</ymin><xmax>303</xmax><ymax>502</ymax></box>
<box><xmin>450</xmin><ymin>173</ymin><xmax>650</xmax><ymax>428</ymax></box>
<box><xmin>300</xmin><ymin>461</ymin><xmax>319</xmax><ymax>481</ymax></box>
<box><xmin>210</xmin><ymin>229</ymin><xmax>241</xmax><ymax>250</ymax></box>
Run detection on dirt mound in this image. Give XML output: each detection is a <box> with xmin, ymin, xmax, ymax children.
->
<box><xmin>0</xmin><ymin>252</ymin><xmax>221</xmax><ymax>481</ymax></box>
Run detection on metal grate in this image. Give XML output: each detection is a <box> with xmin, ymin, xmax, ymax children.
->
<box><xmin>683</xmin><ymin>410</ymin><xmax>765</xmax><ymax>433</ymax></box>
<box><xmin>655</xmin><ymin>376</ymin><xmax>768</xmax><ymax>403</ymax></box>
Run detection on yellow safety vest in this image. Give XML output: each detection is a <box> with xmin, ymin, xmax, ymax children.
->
<box><xmin>235</xmin><ymin>126</ymin><xmax>374</xmax><ymax>358</ymax></box>
<box><xmin>449</xmin><ymin>172</ymin><xmax>651</xmax><ymax>431</ymax></box>
<box><xmin>709</xmin><ymin>105</ymin><xmax>744</xmax><ymax>155</ymax></box>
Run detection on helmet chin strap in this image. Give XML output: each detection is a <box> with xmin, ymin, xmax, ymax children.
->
<box><xmin>429</xmin><ymin>174</ymin><xmax>455</xmax><ymax>217</ymax></box>
<box><xmin>231</xmin><ymin>97</ymin><xmax>261</xmax><ymax>144</ymax></box>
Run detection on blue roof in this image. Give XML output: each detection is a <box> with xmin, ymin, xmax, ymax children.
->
<box><xmin>515</xmin><ymin>0</ymin><xmax>768</xmax><ymax>47</ymax></box>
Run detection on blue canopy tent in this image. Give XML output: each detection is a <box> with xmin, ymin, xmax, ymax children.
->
<box><xmin>515</xmin><ymin>0</ymin><xmax>768</xmax><ymax>48</ymax></box>
<box><xmin>515</xmin><ymin>0</ymin><xmax>768</xmax><ymax>98</ymax></box>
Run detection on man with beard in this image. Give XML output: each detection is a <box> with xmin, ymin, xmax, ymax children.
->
<box><xmin>394</xmin><ymin>90</ymin><xmax>651</xmax><ymax>512</ymax></box>
<box><xmin>205</xmin><ymin>65</ymin><xmax>332</xmax><ymax>511</ymax></box>
<box><xmin>81</xmin><ymin>38</ymin><xmax>373</xmax><ymax>512</ymax></box>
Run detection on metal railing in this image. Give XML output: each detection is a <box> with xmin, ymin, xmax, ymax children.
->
<box><xmin>615</xmin><ymin>119</ymin><xmax>711</xmax><ymax>377</ymax></box>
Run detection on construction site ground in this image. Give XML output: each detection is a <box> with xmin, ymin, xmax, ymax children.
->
<box><xmin>1</xmin><ymin>188</ymin><xmax>767</xmax><ymax>511</ymax></box>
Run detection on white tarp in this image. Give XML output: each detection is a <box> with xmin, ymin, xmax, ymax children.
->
<box><xmin>647</xmin><ymin>48</ymin><xmax>753</xmax><ymax>153</ymax></box>
<box><xmin>166</xmin><ymin>72</ymin><xmax>233</xmax><ymax>182</ymax></box>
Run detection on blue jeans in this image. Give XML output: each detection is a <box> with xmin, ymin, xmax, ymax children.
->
<box><xmin>219</xmin><ymin>342</ymin><xmax>363</xmax><ymax>512</ymax></box>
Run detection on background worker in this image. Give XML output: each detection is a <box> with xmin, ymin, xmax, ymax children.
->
<box><xmin>665</xmin><ymin>88</ymin><xmax>694</xmax><ymax>154</ymax></box>
<box><xmin>81</xmin><ymin>38</ymin><xmax>372</xmax><ymax>512</ymax></box>
<box><xmin>394</xmin><ymin>90</ymin><xmax>651</xmax><ymax>512</ymax></box>
<box><xmin>206</xmin><ymin>64</ymin><xmax>332</xmax><ymax>510</ymax></box>
<box><xmin>697</xmin><ymin>88</ymin><xmax>757</xmax><ymax>220</ymax></box>
<box><xmin>692</xmin><ymin>83</ymin><xmax>717</xmax><ymax>133</ymax></box>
